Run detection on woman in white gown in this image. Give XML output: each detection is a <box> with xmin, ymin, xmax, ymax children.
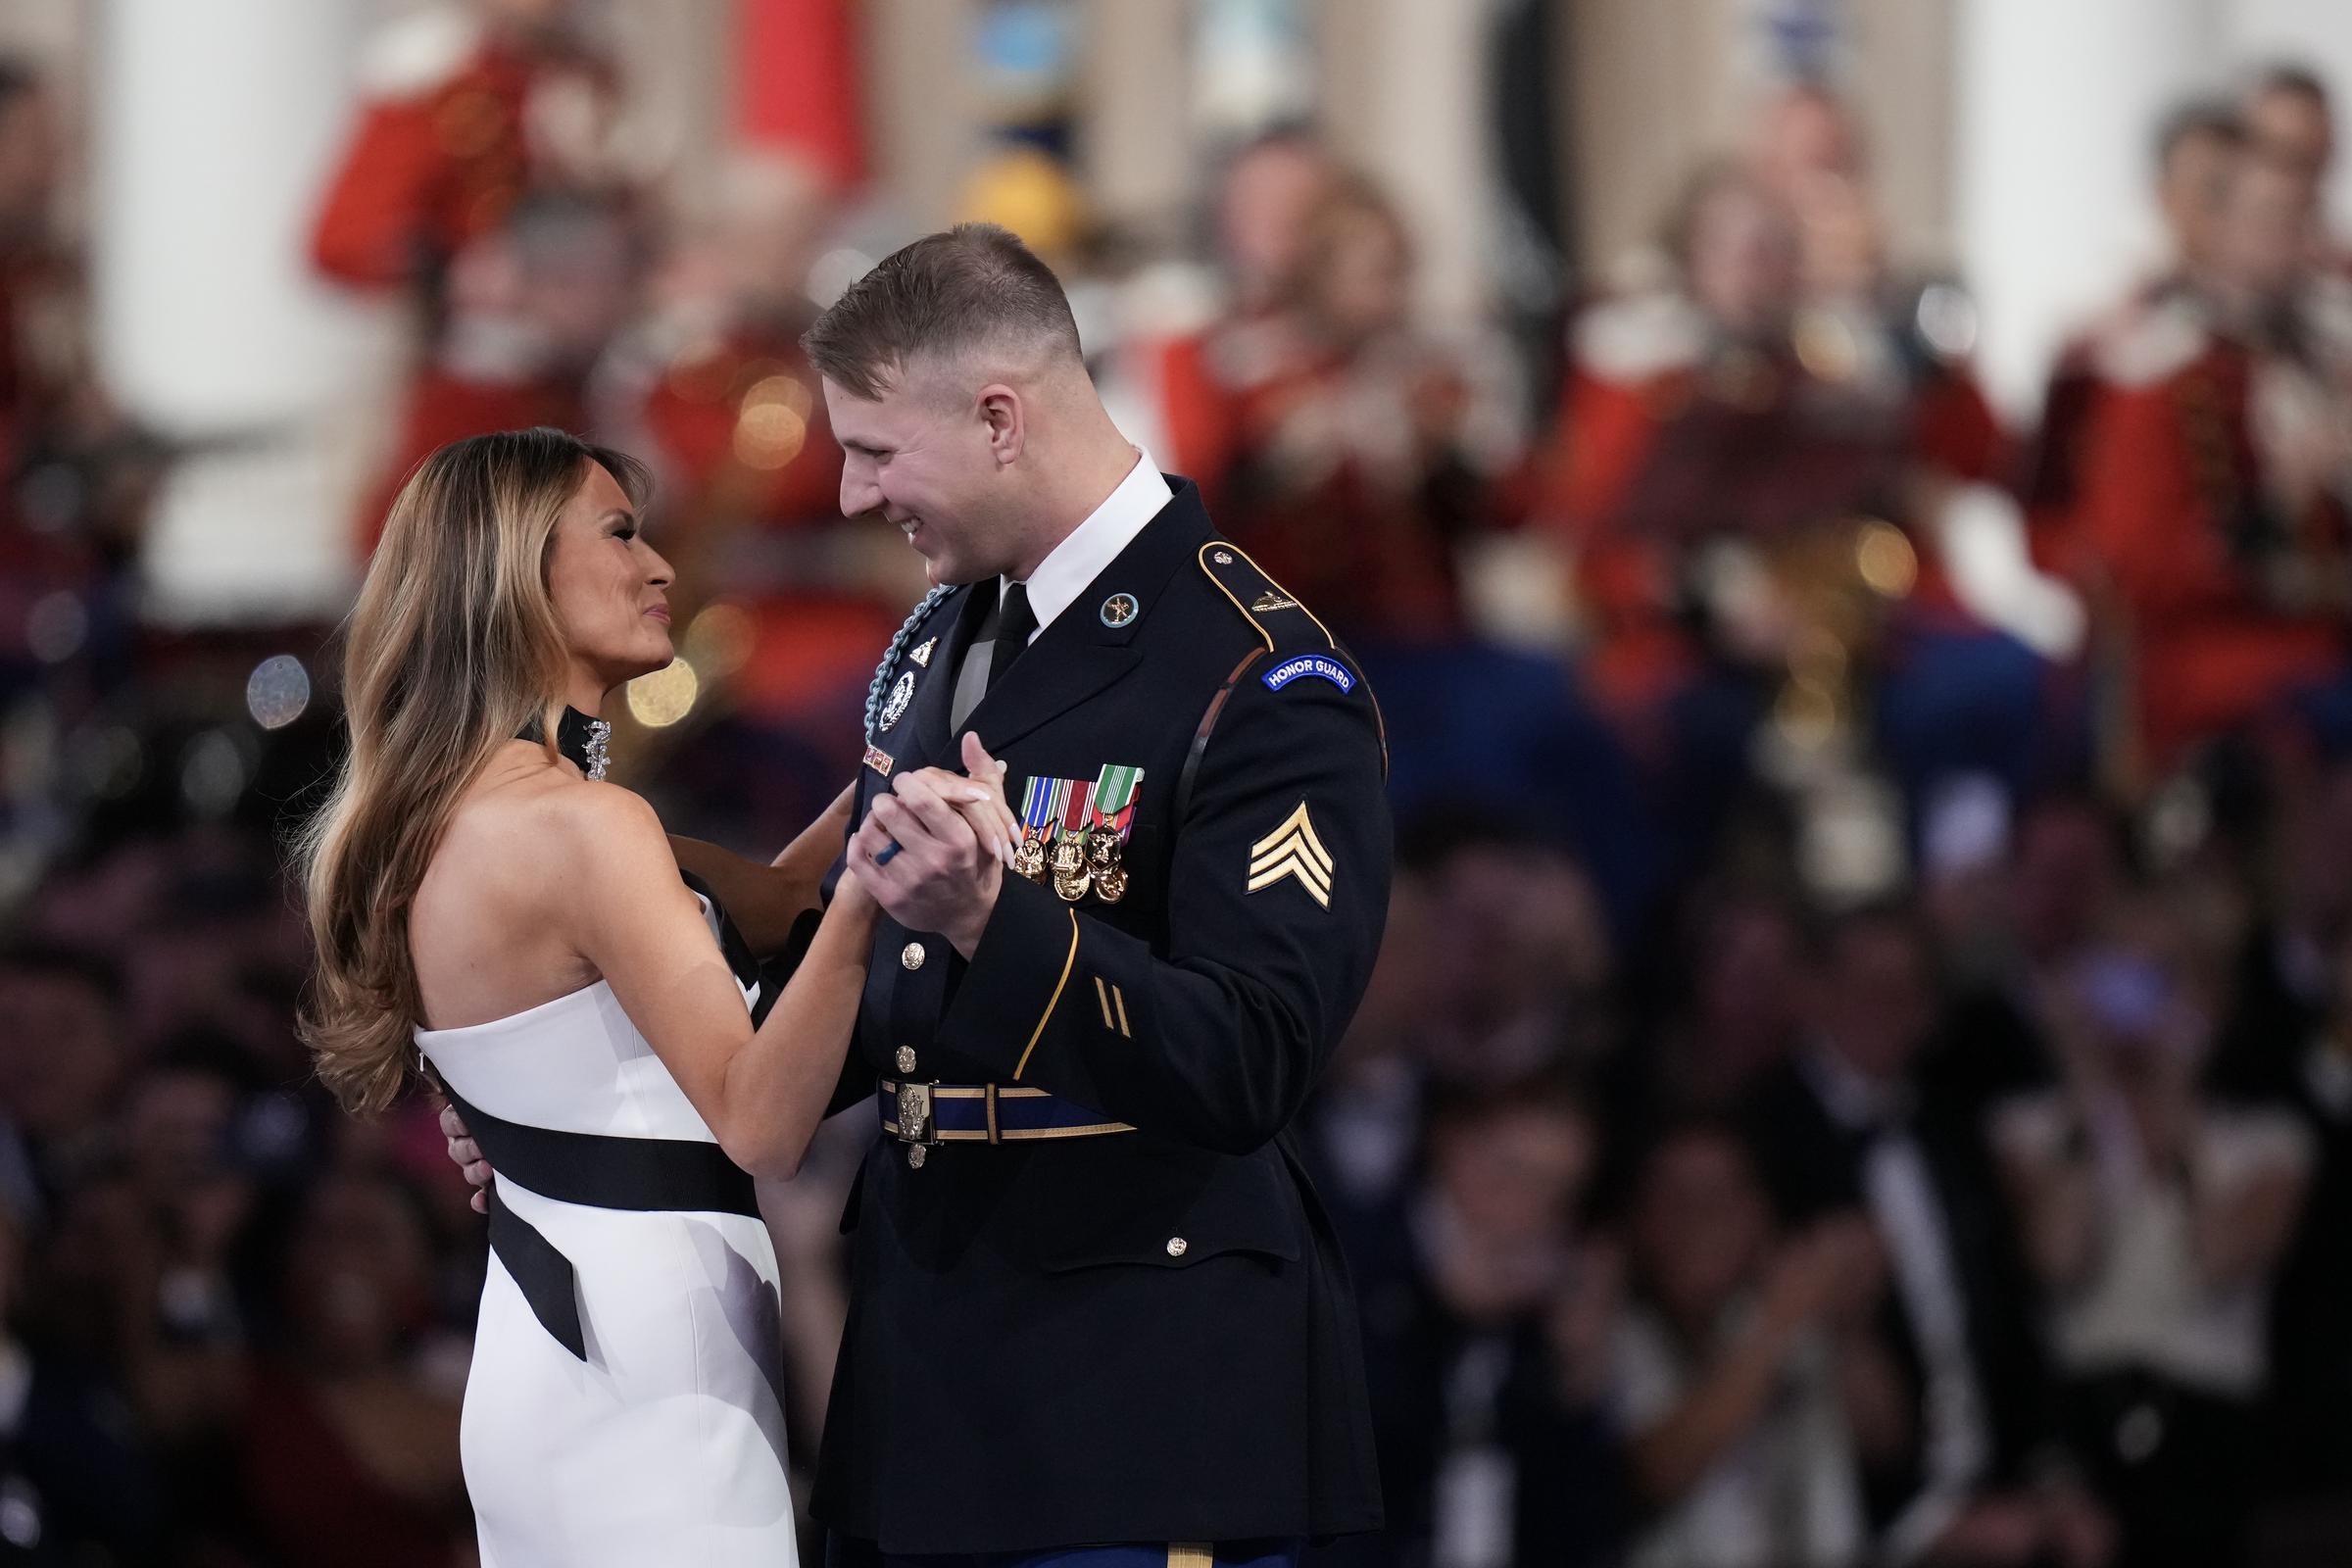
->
<box><xmin>295</xmin><ymin>429</ymin><xmax>1014</xmax><ymax>1567</ymax></box>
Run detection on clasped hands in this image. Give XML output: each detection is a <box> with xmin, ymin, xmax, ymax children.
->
<box><xmin>849</xmin><ymin>731</ymin><xmax>1021</xmax><ymax>961</ymax></box>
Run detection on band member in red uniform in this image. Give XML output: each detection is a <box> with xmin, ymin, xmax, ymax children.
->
<box><xmin>1130</xmin><ymin>129</ymin><xmax>1337</xmax><ymax>505</ymax></box>
<box><xmin>2024</xmin><ymin>101</ymin><xmax>2245</xmax><ymax>579</ymax></box>
<box><xmin>2076</xmin><ymin>149</ymin><xmax>2352</xmax><ymax>779</ymax></box>
<box><xmin>1211</xmin><ymin>172</ymin><xmax>1485</xmax><ymax>644</ymax></box>
<box><xmin>311</xmin><ymin>0</ymin><xmax>624</xmax><ymax>297</ymax></box>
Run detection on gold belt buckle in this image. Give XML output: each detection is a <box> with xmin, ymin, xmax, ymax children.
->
<box><xmin>892</xmin><ymin>1080</ymin><xmax>939</xmax><ymax>1167</ymax></box>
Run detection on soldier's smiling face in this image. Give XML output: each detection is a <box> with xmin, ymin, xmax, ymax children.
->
<box><xmin>826</xmin><ymin>356</ymin><xmax>1022</xmax><ymax>587</ymax></box>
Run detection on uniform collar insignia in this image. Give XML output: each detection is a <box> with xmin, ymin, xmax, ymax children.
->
<box><xmin>908</xmin><ymin>637</ymin><xmax>936</xmax><ymax>667</ymax></box>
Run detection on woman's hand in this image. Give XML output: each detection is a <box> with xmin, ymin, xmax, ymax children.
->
<box><xmin>899</xmin><ymin>739</ymin><xmax>1019</xmax><ymax>865</ymax></box>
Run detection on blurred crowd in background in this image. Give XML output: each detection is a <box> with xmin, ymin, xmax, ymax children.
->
<box><xmin>8</xmin><ymin>1</ymin><xmax>2352</xmax><ymax>1564</ymax></box>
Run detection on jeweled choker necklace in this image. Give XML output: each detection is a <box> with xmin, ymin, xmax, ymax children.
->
<box><xmin>516</xmin><ymin>707</ymin><xmax>612</xmax><ymax>780</ymax></box>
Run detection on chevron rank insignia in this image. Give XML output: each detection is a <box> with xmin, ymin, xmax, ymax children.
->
<box><xmin>1248</xmin><ymin>802</ymin><xmax>1333</xmax><ymax>907</ymax></box>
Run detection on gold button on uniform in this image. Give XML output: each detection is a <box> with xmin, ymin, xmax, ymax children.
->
<box><xmin>901</xmin><ymin>942</ymin><xmax>926</xmax><ymax>971</ymax></box>
<box><xmin>1164</xmin><ymin>1237</ymin><xmax>1188</xmax><ymax>1258</ymax></box>
<box><xmin>895</xmin><ymin>1046</ymin><xmax>916</xmax><ymax>1075</ymax></box>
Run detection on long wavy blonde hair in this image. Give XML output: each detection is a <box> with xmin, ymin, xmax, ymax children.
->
<box><xmin>298</xmin><ymin>428</ymin><xmax>651</xmax><ymax>1112</ymax></box>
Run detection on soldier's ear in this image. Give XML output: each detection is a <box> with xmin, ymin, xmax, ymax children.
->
<box><xmin>976</xmin><ymin>384</ymin><xmax>1025</xmax><ymax>467</ymax></box>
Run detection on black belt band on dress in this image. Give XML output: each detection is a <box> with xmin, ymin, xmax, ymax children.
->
<box><xmin>436</xmin><ymin>1079</ymin><xmax>760</xmax><ymax>1361</ymax></box>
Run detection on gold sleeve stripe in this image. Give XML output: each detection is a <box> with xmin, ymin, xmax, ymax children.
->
<box><xmin>1095</xmin><ymin>975</ymin><xmax>1114</xmax><ymax>1028</ymax></box>
<box><xmin>1112</xmin><ymin>984</ymin><xmax>1132</xmax><ymax>1037</ymax></box>
<box><xmin>1012</xmin><ymin>907</ymin><xmax>1082</xmax><ymax>1080</ymax></box>
<box><xmin>1169</xmin><ymin>1547</ymin><xmax>1215</xmax><ymax>1568</ymax></box>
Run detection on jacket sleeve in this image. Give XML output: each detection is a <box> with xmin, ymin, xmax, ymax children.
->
<box><xmin>936</xmin><ymin>661</ymin><xmax>1392</xmax><ymax>1154</ymax></box>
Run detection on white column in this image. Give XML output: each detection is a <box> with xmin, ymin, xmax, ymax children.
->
<box><xmin>1317</xmin><ymin>0</ymin><xmax>1498</xmax><ymax>326</ymax></box>
<box><xmin>1953</xmin><ymin>0</ymin><xmax>2221</xmax><ymax>416</ymax></box>
<box><xmin>91</xmin><ymin>0</ymin><xmax>384</xmax><ymax>620</ymax></box>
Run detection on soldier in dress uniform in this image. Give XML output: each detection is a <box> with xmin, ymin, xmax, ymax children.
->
<box><xmin>808</xmin><ymin>222</ymin><xmax>1392</xmax><ymax>1565</ymax></box>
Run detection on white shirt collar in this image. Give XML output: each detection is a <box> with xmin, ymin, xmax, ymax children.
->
<box><xmin>1004</xmin><ymin>449</ymin><xmax>1171</xmax><ymax>639</ymax></box>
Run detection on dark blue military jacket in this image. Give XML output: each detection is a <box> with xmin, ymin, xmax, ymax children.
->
<box><xmin>811</xmin><ymin>477</ymin><xmax>1392</xmax><ymax>1553</ymax></box>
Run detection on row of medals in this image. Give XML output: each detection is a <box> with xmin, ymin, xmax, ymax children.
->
<box><xmin>1014</xmin><ymin>820</ymin><xmax>1128</xmax><ymax>904</ymax></box>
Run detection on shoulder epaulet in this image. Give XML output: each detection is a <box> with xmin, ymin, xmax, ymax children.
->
<box><xmin>862</xmin><ymin>584</ymin><xmax>959</xmax><ymax>742</ymax></box>
<box><xmin>2095</xmin><ymin>296</ymin><xmax>2209</xmax><ymax>389</ymax></box>
<box><xmin>356</xmin><ymin>6</ymin><xmax>485</xmax><ymax>99</ymax></box>
<box><xmin>1178</xmin><ymin>544</ymin><xmax>1387</xmax><ymax>812</ymax></box>
<box><xmin>1197</xmin><ymin>542</ymin><xmax>1341</xmax><ymax>659</ymax></box>
<box><xmin>1573</xmin><ymin>290</ymin><xmax>1707</xmax><ymax>383</ymax></box>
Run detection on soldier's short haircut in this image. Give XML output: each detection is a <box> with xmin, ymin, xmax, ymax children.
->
<box><xmin>802</xmin><ymin>223</ymin><xmax>1083</xmax><ymax>400</ymax></box>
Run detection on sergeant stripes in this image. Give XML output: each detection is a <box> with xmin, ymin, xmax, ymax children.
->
<box><xmin>1247</xmin><ymin>801</ymin><xmax>1334</xmax><ymax>907</ymax></box>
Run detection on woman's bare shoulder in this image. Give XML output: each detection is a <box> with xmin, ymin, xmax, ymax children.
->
<box><xmin>422</xmin><ymin>752</ymin><xmax>662</xmax><ymax>909</ymax></box>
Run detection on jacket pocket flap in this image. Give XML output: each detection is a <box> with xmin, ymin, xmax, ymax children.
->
<box><xmin>1033</xmin><ymin>1147</ymin><xmax>1303</xmax><ymax>1272</ymax></box>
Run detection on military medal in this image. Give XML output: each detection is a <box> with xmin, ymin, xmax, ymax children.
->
<box><xmin>1015</xmin><ymin>775</ymin><xmax>1055</xmax><ymax>881</ymax></box>
<box><xmin>1086</xmin><ymin>763</ymin><xmax>1143</xmax><ymax>904</ymax></box>
<box><xmin>862</xmin><ymin>744</ymin><xmax>895</xmax><ymax>777</ymax></box>
<box><xmin>1052</xmin><ymin>776</ymin><xmax>1096</xmax><ymax>903</ymax></box>
<box><xmin>878</xmin><ymin>669</ymin><xmax>916</xmax><ymax>732</ymax></box>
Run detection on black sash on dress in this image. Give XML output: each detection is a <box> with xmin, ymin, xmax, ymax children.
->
<box><xmin>437</xmin><ymin>1078</ymin><xmax>761</xmax><ymax>1360</ymax></box>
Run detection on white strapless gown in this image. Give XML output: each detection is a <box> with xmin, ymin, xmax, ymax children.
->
<box><xmin>416</xmin><ymin>916</ymin><xmax>798</xmax><ymax>1568</ymax></box>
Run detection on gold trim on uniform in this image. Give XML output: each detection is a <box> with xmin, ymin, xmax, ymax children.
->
<box><xmin>1248</xmin><ymin>801</ymin><xmax>1335</xmax><ymax>907</ymax></box>
<box><xmin>1011</xmin><ymin>909</ymin><xmax>1082</xmax><ymax>1079</ymax></box>
<box><xmin>1169</xmin><ymin>1544</ymin><xmax>1213</xmax><ymax>1568</ymax></box>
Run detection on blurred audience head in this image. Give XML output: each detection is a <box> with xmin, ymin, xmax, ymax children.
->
<box><xmin>1292</xmin><ymin>171</ymin><xmax>1414</xmax><ymax>350</ymax></box>
<box><xmin>0</xmin><ymin>943</ymin><xmax>125</xmax><ymax>1144</ymax></box>
<box><xmin>2245</xmin><ymin>62</ymin><xmax>2334</xmax><ymax>185</ymax></box>
<box><xmin>1214</xmin><ymin>126</ymin><xmax>1336</xmax><ymax>314</ymax></box>
<box><xmin>2154</xmin><ymin>98</ymin><xmax>2248</xmax><ymax>274</ymax></box>
<box><xmin>2012</xmin><ymin>791</ymin><xmax>2129</xmax><ymax>967</ymax></box>
<box><xmin>1664</xmin><ymin>163</ymin><xmax>1800</xmax><ymax>337</ymax></box>
<box><xmin>276</xmin><ymin>1170</ymin><xmax>436</xmax><ymax>1372</ymax></box>
<box><xmin>1804</xmin><ymin>903</ymin><xmax>1936</xmax><ymax>1083</ymax></box>
<box><xmin>1628</xmin><ymin>1120</ymin><xmax>1774</xmax><ymax>1329</ymax></box>
<box><xmin>1404</xmin><ymin>816</ymin><xmax>1612</xmax><ymax>1084</ymax></box>
<box><xmin>1674</xmin><ymin>886</ymin><xmax>1806</xmax><ymax>1102</ymax></box>
<box><xmin>1427</xmin><ymin>1074</ymin><xmax>1596</xmax><ymax>1249</ymax></box>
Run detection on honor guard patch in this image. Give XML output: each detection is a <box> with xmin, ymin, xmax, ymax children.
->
<box><xmin>1262</xmin><ymin>654</ymin><xmax>1355</xmax><ymax>695</ymax></box>
<box><xmin>1249</xmin><ymin>802</ymin><xmax>1334</xmax><ymax>907</ymax></box>
<box><xmin>879</xmin><ymin>670</ymin><xmax>916</xmax><ymax>731</ymax></box>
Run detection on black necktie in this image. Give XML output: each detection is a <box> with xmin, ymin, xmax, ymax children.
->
<box><xmin>986</xmin><ymin>580</ymin><xmax>1038</xmax><ymax>695</ymax></box>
